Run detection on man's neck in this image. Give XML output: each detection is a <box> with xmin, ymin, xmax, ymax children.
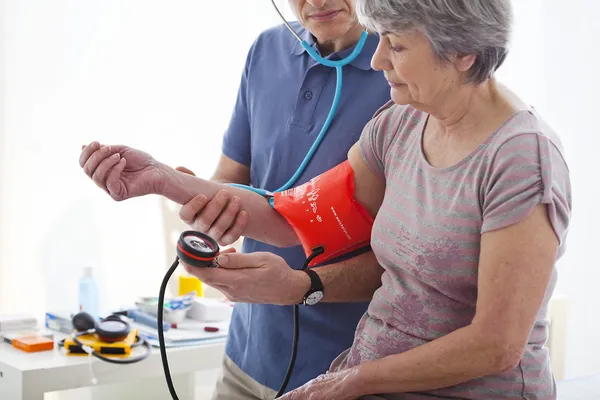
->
<box><xmin>316</xmin><ymin>26</ymin><xmax>364</xmax><ymax>56</ymax></box>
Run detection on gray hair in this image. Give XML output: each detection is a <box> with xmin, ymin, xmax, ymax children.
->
<box><xmin>356</xmin><ymin>0</ymin><xmax>513</xmax><ymax>84</ymax></box>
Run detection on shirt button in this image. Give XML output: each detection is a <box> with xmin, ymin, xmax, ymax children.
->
<box><xmin>304</xmin><ymin>91</ymin><xmax>313</xmax><ymax>100</ymax></box>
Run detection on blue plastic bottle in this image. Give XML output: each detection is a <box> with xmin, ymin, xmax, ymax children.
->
<box><xmin>78</xmin><ymin>267</ymin><xmax>99</xmax><ymax>320</ymax></box>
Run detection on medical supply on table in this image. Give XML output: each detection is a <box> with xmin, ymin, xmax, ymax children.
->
<box><xmin>187</xmin><ymin>297</ymin><xmax>232</xmax><ymax>323</ymax></box>
<box><xmin>12</xmin><ymin>335</ymin><xmax>54</xmax><ymax>352</ymax></box>
<box><xmin>127</xmin><ymin>309</ymin><xmax>174</xmax><ymax>331</ymax></box>
<box><xmin>2</xmin><ymin>330</ymin><xmax>54</xmax><ymax>345</ymax></box>
<box><xmin>58</xmin><ymin>311</ymin><xmax>151</xmax><ymax>364</ymax></box>
<box><xmin>135</xmin><ymin>292</ymin><xmax>195</xmax><ymax>324</ymax></box>
<box><xmin>0</xmin><ymin>313</ymin><xmax>37</xmax><ymax>332</ymax></box>
<box><xmin>178</xmin><ymin>274</ymin><xmax>203</xmax><ymax>296</ymax></box>
<box><xmin>78</xmin><ymin>266</ymin><xmax>99</xmax><ymax>320</ymax></box>
<box><xmin>133</xmin><ymin>317</ymin><xmax>227</xmax><ymax>348</ymax></box>
<box><xmin>45</xmin><ymin>311</ymin><xmax>75</xmax><ymax>334</ymax></box>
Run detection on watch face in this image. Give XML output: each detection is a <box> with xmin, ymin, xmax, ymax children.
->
<box><xmin>305</xmin><ymin>291</ymin><xmax>324</xmax><ymax>305</ymax></box>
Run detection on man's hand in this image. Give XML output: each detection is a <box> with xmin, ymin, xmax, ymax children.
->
<box><xmin>79</xmin><ymin>141</ymin><xmax>167</xmax><ymax>201</ymax></box>
<box><xmin>278</xmin><ymin>368</ymin><xmax>363</xmax><ymax>400</ymax></box>
<box><xmin>181</xmin><ymin>251</ymin><xmax>310</xmax><ymax>305</ymax></box>
<box><xmin>176</xmin><ymin>166</ymin><xmax>248</xmax><ymax>246</ymax></box>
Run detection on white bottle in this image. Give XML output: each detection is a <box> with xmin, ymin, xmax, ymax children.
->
<box><xmin>78</xmin><ymin>267</ymin><xmax>99</xmax><ymax>320</ymax></box>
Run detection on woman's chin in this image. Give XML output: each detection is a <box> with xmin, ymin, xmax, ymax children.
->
<box><xmin>391</xmin><ymin>90</ymin><xmax>411</xmax><ymax>105</ymax></box>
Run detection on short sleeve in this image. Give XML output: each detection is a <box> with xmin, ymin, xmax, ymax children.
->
<box><xmin>358</xmin><ymin>100</ymin><xmax>395</xmax><ymax>180</ymax></box>
<box><xmin>221</xmin><ymin>42</ymin><xmax>256</xmax><ymax>167</ymax></box>
<box><xmin>481</xmin><ymin>133</ymin><xmax>572</xmax><ymax>246</ymax></box>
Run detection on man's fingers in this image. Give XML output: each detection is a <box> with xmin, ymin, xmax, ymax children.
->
<box><xmin>220</xmin><ymin>247</ymin><xmax>237</xmax><ymax>255</ymax></box>
<box><xmin>182</xmin><ymin>262</ymin><xmax>236</xmax><ymax>287</ymax></box>
<box><xmin>220</xmin><ymin>210</ymin><xmax>248</xmax><ymax>246</ymax></box>
<box><xmin>216</xmin><ymin>251</ymin><xmax>267</xmax><ymax>270</ymax></box>
<box><xmin>175</xmin><ymin>166</ymin><xmax>196</xmax><ymax>176</ymax></box>
<box><xmin>194</xmin><ymin>190</ymin><xmax>232</xmax><ymax>232</ymax></box>
<box><xmin>207</xmin><ymin>196</ymin><xmax>241</xmax><ymax>241</ymax></box>
<box><xmin>179</xmin><ymin>194</ymin><xmax>209</xmax><ymax>225</ymax></box>
<box><xmin>183</xmin><ymin>263</ymin><xmax>230</xmax><ymax>294</ymax></box>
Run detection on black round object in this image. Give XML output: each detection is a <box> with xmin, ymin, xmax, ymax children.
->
<box><xmin>72</xmin><ymin>311</ymin><xmax>96</xmax><ymax>332</ymax></box>
<box><xmin>95</xmin><ymin>314</ymin><xmax>130</xmax><ymax>342</ymax></box>
<box><xmin>177</xmin><ymin>231</ymin><xmax>219</xmax><ymax>268</ymax></box>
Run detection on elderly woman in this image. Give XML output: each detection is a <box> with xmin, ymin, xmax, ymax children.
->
<box><xmin>274</xmin><ymin>0</ymin><xmax>571</xmax><ymax>399</ymax></box>
<box><xmin>80</xmin><ymin>0</ymin><xmax>570</xmax><ymax>399</ymax></box>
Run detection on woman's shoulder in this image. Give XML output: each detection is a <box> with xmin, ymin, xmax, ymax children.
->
<box><xmin>489</xmin><ymin>109</ymin><xmax>567</xmax><ymax>163</ymax></box>
<box><xmin>358</xmin><ymin>102</ymin><xmax>427</xmax><ymax>175</ymax></box>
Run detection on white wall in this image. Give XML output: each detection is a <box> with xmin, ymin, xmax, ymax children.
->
<box><xmin>0</xmin><ymin>0</ymin><xmax>286</xmax><ymax>318</ymax></box>
<box><xmin>0</xmin><ymin>0</ymin><xmax>6</xmax><ymax>309</ymax></box>
<box><xmin>495</xmin><ymin>0</ymin><xmax>600</xmax><ymax>379</ymax></box>
<box><xmin>0</xmin><ymin>0</ymin><xmax>598</xmax><ymax>380</ymax></box>
<box><xmin>536</xmin><ymin>0</ymin><xmax>600</xmax><ymax>379</ymax></box>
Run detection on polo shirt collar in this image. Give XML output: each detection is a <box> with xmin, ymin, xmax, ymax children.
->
<box><xmin>290</xmin><ymin>25</ymin><xmax>377</xmax><ymax>71</ymax></box>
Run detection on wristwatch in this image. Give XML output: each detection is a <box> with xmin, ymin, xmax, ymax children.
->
<box><xmin>302</xmin><ymin>269</ymin><xmax>324</xmax><ymax>306</ymax></box>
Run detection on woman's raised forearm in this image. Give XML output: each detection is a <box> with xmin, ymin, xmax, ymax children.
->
<box><xmin>159</xmin><ymin>165</ymin><xmax>300</xmax><ymax>247</ymax></box>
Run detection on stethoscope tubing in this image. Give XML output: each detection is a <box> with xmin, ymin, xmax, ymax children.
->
<box><xmin>230</xmin><ymin>1</ymin><xmax>368</xmax><ymax>203</ymax></box>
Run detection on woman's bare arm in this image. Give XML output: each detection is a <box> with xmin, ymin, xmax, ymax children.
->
<box><xmin>160</xmin><ymin>142</ymin><xmax>386</xmax><ymax>250</ymax></box>
<box><xmin>159</xmin><ymin>164</ymin><xmax>300</xmax><ymax>247</ymax></box>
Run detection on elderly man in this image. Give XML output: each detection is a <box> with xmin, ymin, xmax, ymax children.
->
<box><xmin>175</xmin><ymin>1</ymin><xmax>389</xmax><ymax>398</ymax></box>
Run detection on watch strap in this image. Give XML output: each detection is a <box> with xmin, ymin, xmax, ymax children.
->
<box><xmin>303</xmin><ymin>268</ymin><xmax>323</xmax><ymax>304</ymax></box>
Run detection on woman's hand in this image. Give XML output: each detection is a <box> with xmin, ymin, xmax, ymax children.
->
<box><xmin>278</xmin><ymin>369</ymin><xmax>363</xmax><ymax>400</ymax></box>
<box><xmin>79</xmin><ymin>141</ymin><xmax>167</xmax><ymax>201</ymax></box>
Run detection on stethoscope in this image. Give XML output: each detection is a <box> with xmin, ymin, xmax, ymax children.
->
<box><xmin>157</xmin><ymin>4</ymin><xmax>369</xmax><ymax>399</ymax></box>
<box><xmin>58</xmin><ymin>312</ymin><xmax>152</xmax><ymax>365</ymax></box>
<box><xmin>229</xmin><ymin>0</ymin><xmax>369</xmax><ymax>205</ymax></box>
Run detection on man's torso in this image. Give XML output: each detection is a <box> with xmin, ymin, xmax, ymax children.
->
<box><xmin>222</xmin><ymin>22</ymin><xmax>391</xmax><ymax>392</ymax></box>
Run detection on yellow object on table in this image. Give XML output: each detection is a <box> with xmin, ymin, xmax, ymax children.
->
<box><xmin>179</xmin><ymin>274</ymin><xmax>203</xmax><ymax>297</ymax></box>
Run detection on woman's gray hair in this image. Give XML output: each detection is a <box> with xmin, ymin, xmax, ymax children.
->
<box><xmin>357</xmin><ymin>0</ymin><xmax>513</xmax><ymax>84</ymax></box>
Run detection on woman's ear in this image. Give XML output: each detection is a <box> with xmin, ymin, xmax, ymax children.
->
<box><xmin>455</xmin><ymin>53</ymin><xmax>477</xmax><ymax>73</ymax></box>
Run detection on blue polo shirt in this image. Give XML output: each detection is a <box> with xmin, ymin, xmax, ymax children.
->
<box><xmin>221</xmin><ymin>22</ymin><xmax>390</xmax><ymax>394</ymax></box>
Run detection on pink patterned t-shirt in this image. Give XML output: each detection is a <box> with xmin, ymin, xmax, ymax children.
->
<box><xmin>331</xmin><ymin>102</ymin><xmax>571</xmax><ymax>399</ymax></box>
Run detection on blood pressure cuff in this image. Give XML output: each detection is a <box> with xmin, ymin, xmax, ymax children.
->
<box><xmin>272</xmin><ymin>160</ymin><xmax>374</xmax><ymax>267</ymax></box>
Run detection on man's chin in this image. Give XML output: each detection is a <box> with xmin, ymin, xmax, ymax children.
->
<box><xmin>308</xmin><ymin>22</ymin><xmax>350</xmax><ymax>39</ymax></box>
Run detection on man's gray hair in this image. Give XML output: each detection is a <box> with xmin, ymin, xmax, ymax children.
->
<box><xmin>356</xmin><ymin>0</ymin><xmax>513</xmax><ymax>84</ymax></box>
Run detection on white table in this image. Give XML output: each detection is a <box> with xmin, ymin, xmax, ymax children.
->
<box><xmin>0</xmin><ymin>337</ymin><xmax>225</xmax><ymax>400</ymax></box>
